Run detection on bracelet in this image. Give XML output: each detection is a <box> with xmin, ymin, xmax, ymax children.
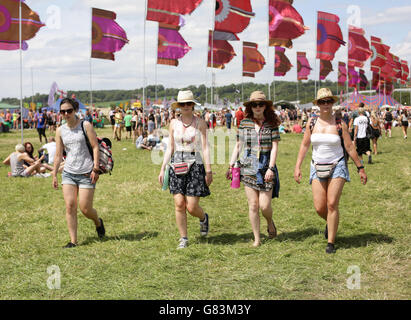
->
<box><xmin>92</xmin><ymin>168</ymin><xmax>100</xmax><ymax>173</ymax></box>
<box><xmin>268</xmin><ymin>166</ymin><xmax>275</xmax><ymax>172</ymax></box>
<box><xmin>357</xmin><ymin>166</ymin><xmax>364</xmax><ymax>173</ymax></box>
<box><xmin>206</xmin><ymin>171</ymin><xmax>212</xmax><ymax>174</ymax></box>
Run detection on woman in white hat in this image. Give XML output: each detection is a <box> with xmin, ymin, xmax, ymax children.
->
<box><xmin>226</xmin><ymin>91</ymin><xmax>281</xmax><ymax>247</ymax></box>
<box><xmin>158</xmin><ymin>90</ymin><xmax>212</xmax><ymax>249</ymax></box>
<box><xmin>294</xmin><ymin>88</ymin><xmax>367</xmax><ymax>254</ymax></box>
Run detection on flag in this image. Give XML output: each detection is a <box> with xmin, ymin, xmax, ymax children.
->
<box><xmin>400</xmin><ymin>60</ymin><xmax>409</xmax><ymax>85</ymax></box>
<box><xmin>269</xmin><ymin>0</ymin><xmax>308</xmax><ymax>48</ymax></box>
<box><xmin>392</xmin><ymin>55</ymin><xmax>402</xmax><ymax>82</ymax></box>
<box><xmin>359</xmin><ymin>69</ymin><xmax>368</xmax><ymax>90</ymax></box>
<box><xmin>338</xmin><ymin>62</ymin><xmax>347</xmax><ymax>85</ymax></box>
<box><xmin>214</xmin><ymin>0</ymin><xmax>254</xmax><ymax>41</ymax></box>
<box><xmin>47</xmin><ymin>82</ymin><xmax>59</xmax><ymax>107</ymax></box>
<box><xmin>208</xmin><ymin>30</ymin><xmax>236</xmax><ymax>69</ymax></box>
<box><xmin>146</xmin><ymin>0</ymin><xmax>203</xmax><ymax>26</ymax></box>
<box><xmin>370</xmin><ymin>36</ymin><xmax>387</xmax><ymax>74</ymax></box>
<box><xmin>0</xmin><ymin>0</ymin><xmax>45</xmax><ymax>50</ymax></box>
<box><xmin>297</xmin><ymin>52</ymin><xmax>311</xmax><ymax>80</ymax></box>
<box><xmin>381</xmin><ymin>47</ymin><xmax>395</xmax><ymax>80</ymax></box>
<box><xmin>348</xmin><ymin>25</ymin><xmax>372</xmax><ymax>68</ymax></box>
<box><xmin>316</xmin><ymin>11</ymin><xmax>345</xmax><ymax>61</ymax></box>
<box><xmin>157</xmin><ymin>23</ymin><xmax>191</xmax><ymax>66</ymax></box>
<box><xmin>274</xmin><ymin>46</ymin><xmax>292</xmax><ymax>77</ymax></box>
<box><xmin>372</xmin><ymin>72</ymin><xmax>381</xmax><ymax>91</ymax></box>
<box><xmin>91</xmin><ymin>8</ymin><xmax>129</xmax><ymax>60</ymax></box>
<box><xmin>319</xmin><ymin>59</ymin><xmax>333</xmax><ymax>80</ymax></box>
<box><xmin>348</xmin><ymin>67</ymin><xmax>360</xmax><ymax>88</ymax></box>
<box><xmin>242</xmin><ymin>41</ymin><xmax>265</xmax><ymax>77</ymax></box>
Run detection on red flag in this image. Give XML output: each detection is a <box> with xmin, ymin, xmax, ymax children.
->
<box><xmin>319</xmin><ymin>60</ymin><xmax>333</xmax><ymax>80</ymax></box>
<box><xmin>348</xmin><ymin>67</ymin><xmax>360</xmax><ymax>88</ymax></box>
<box><xmin>348</xmin><ymin>25</ymin><xmax>372</xmax><ymax>68</ymax></box>
<box><xmin>214</xmin><ymin>0</ymin><xmax>254</xmax><ymax>40</ymax></box>
<box><xmin>269</xmin><ymin>0</ymin><xmax>309</xmax><ymax>48</ymax></box>
<box><xmin>243</xmin><ymin>42</ymin><xmax>265</xmax><ymax>77</ymax></box>
<box><xmin>208</xmin><ymin>30</ymin><xmax>236</xmax><ymax>69</ymax></box>
<box><xmin>359</xmin><ymin>69</ymin><xmax>368</xmax><ymax>90</ymax></box>
<box><xmin>401</xmin><ymin>60</ymin><xmax>409</xmax><ymax>85</ymax></box>
<box><xmin>274</xmin><ymin>47</ymin><xmax>292</xmax><ymax>77</ymax></box>
<box><xmin>370</xmin><ymin>36</ymin><xmax>387</xmax><ymax>73</ymax></box>
<box><xmin>380</xmin><ymin>45</ymin><xmax>393</xmax><ymax>79</ymax></box>
<box><xmin>317</xmin><ymin>11</ymin><xmax>345</xmax><ymax>61</ymax></box>
<box><xmin>392</xmin><ymin>55</ymin><xmax>402</xmax><ymax>82</ymax></box>
<box><xmin>146</xmin><ymin>0</ymin><xmax>203</xmax><ymax>25</ymax></box>
<box><xmin>338</xmin><ymin>62</ymin><xmax>347</xmax><ymax>85</ymax></box>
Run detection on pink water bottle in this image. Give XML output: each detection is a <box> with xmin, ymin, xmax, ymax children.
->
<box><xmin>230</xmin><ymin>162</ymin><xmax>241</xmax><ymax>189</ymax></box>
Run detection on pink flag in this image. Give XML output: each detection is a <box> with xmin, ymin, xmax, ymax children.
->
<box><xmin>348</xmin><ymin>25</ymin><xmax>372</xmax><ymax>68</ymax></box>
<box><xmin>297</xmin><ymin>52</ymin><xmax>311</xmax><ymax>80</ymax></box>
<box><xmin>275</xmin><ymin>46</ymin><xmax>292</xmax><ymax>77</ymax></box>
<box><xmin>338</xmin><ymin>62</ymin><xmax>347</xmax><ymax>85</ymax></box>
<box><xmin>157</xmin><ymin>23</ymin><xmax>191</xmax><ymax>66</ymax></box>
<box><xmin>317</xmin><ymin>11</ymin><xmax>345</xmax><ymax>61</ymax></box>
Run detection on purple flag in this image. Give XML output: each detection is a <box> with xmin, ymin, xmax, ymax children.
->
<box><xmin>47</xmin><ymin>81</ymin><xmax>58</xmax><ymax>107</ymax></box>
<box><xmin>157</xmin><ymin>23</ymin><xmax>191</xmax><ymax>66</ymax></box>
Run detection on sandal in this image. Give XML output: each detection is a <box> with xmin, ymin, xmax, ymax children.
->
<box><xmin>267</xmin><ymin>220</ymin><xmax>277</xmax><ymax>239</ymax></box>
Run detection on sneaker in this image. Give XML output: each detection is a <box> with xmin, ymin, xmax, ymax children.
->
<box><xmin>368</xmin><ymin>155</ymin><xmax>372</xmax><ymax>164</ymax></box>
<box><xmin>200</xmin><ymin>213</ymin><xmax>209</xmax><ymax>236</ymax></box>
<box><xmin>325</xmin><ymin>243</ymin><xmax>336</xmax><ymax>254</ymax></box>
<box><xmin>177</xmin><ymin>237</ymin><xmax>188</xmax><ymax>249</ymax></box>
<box><xmin>96</xmin><ymin>218</ymin><xmax>105</xmax><ymax>238</ymax></box>
<box><xmin>63</xmin><ymin>242</ymin><xmax>77</xmax><ymax>248</ymax></box>
<box><xmin>324</xmin><ymin>224</ymin><xmax>328</xmax><ymax>240</ymax></box>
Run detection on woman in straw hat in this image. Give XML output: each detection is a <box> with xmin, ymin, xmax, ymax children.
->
<box><xmin>294</xmin><ymin>88</ymin><xmax>367</xmax><ymax>254</ymax></box>
<box><xmin>226</xmin><ymin>91</ymin><xmax>281</xmax><ymax>247</ymax></box>
<box><xmin>158</xmin><ymin>90</ymin><xmax>212</xmax><ymax>249</ymax></box>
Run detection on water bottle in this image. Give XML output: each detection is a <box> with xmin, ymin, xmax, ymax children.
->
<box><xmin>230</xmin><ymin>162</ymin><xmax>241</xmax><ymax>189</ymax></box>
<box><xmin>162</xmin><ymin>165</ymin><xmax>170</xmax><ymax>191</ymax></box>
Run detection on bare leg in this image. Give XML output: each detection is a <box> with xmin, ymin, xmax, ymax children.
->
<box><xmin>259</xmin><ymin>189</ymin><xmax>276</xmax><ymax>235</ymax></box>
<box><xmin>62</xmin><ymin>184</ymin><xmax>79</xmax><ymax>244</ymax></box>
<box><xmin>173</xmin><ymin>194</ymin><xmax>187</xmax><ymax>238</ymax></box>
<box><xmin>185</xmin><ymin>196</ymin><xmax>206</xmax><ymax>220</ymax></box>
<box><xmin>311</xmin><ymin>179</ymin><xmax>328</xmax><ymax>221</ymax></box>
<box><xmin>244</xmin><ymin>186</ymin><xmax>261</xmax><ymax>247</ymax></box>
<box><xmin>326</xmin><ymin>178</ymin><xmax>345</xmax><ymax>244</ymax></box>
<box><xmin>78</xmin><ymin>188</ymin><xmax>100</xmax><ymax>227</ymax></box>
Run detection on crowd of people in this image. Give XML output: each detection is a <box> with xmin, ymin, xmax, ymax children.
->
<box><xmin>2</xmin><ymin>88</ymin><xmax>410</xmax><ymax>254</ymax></box>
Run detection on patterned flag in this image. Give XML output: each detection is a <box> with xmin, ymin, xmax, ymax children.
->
<box><xmin>400</xmin><ymin>60</ymin><xmax>409</xmax><ymax>85</ymax></box>
<box><xmin>297</xmin><ymin>52</ymin><xmax>312</xmax><ymax>80</ymax></box>
<box><xmin>269</xmin><ymin>0</ymin><xmax>308</xmax><ymax>48</ymax></box>
<box><xmin>146</xmin><ymin>0</ymin><xmax>203</xmax><ymax>25</ymax></box>
<box><xmin>157</xmin><ymin>23</ymin><xmax>191</xmax><ymax>66</ymax></box>
<box><xmin>316</xmin><ymin>11</ymin><xmax>345</xmax><ymax>61</ymax></box>
<box><xmin>319</xmin><ymin>59</ymin><xmax>333</xmax><ymax>80</ymax></box>
<box><xmin>0</xmin><ymin>0</ymin><xmax>44</xmax><ymax>50</ymax></box>
<box><xmin>348</xmin><ymin>25</ymin><xmax>372</xmax><ymax>68</ymax></box>
<box><xmin>392</xmin><ymin>55</ymin><xmax>402</xmax><ymax>82</ymax></box>
<box><xmin>338</xmin><ymin>62</ymin><xmax>347</xmax><ymax>85</ymax></box>
<box><xmin>208</xmin><ymin>30</ymin><xmax>236</xmax><ymax>69</ymax></box>
<box><xmin>359</xmin><ymin>69</ymin><xmax>368</xmax><ymax>90</ymax></box>
<box><xmin>214</xmin><ymin>0</ymin><xmax>254</xmax><ymax>41</ymax></box>
<box><xmin>348</xmin><ymin>66</ymin><xmax>360</xmax><ymax>88</ymax></box>
<box><xmin>91</xmin><ymin>8</ymin><xmax>129</xmax><ymax>60</ymax></box>
<box><xmin>242</xmin><ymin>41</ymin><xmax>265</xmax><ymax>77</ymax></box>
<box><xmin>370</xmin><ymin>36</ymin><xmax>387</xmax><ymax>74</ymax></box>
<box><xmin>372</xmin><ymin>72</ymin><xmax>381</xmax><ymax>91</ymax></box>
<box><xmin>274</xmin><ymin>47</ymin><xmax>292</xmax><ymax>76</ymax></box>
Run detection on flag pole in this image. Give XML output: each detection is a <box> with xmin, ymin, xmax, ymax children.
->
<box><xmin>143</xmin><ymin>0</ymin><xmax>147</xmax><ymax>113</ymax></box>
<box><xmin>155</xmin><ymin>25</ymin><xmax>158</xmax><ymax>104</ymax></box>
<box><xmin>19</xmin><ymin>0</ymin><xmax>23</xmax><ymax>143</ymax></box>
<box><xmin>89</xmin><ymin>8</ymin><xmax>93</xmax><ymax>109</ymax></box>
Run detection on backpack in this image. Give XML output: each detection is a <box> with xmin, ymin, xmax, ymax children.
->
<box><xmin>385</xmin><ymin>112</ymin><xmax>393</xmax><ymax>122</ymax></box>
<box><xmin>310</xmin><ymin>116</ymin><xmax>348</xmax><ymax>162</ymax></box>
<box><xmin>81</xmin><ymin>121</ymin><xmax>114</xmax><ymax>175</ymax></box>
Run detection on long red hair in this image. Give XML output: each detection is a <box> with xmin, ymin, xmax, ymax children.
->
<box><xmin>244</xmin><ymin>104</ymin><xmax>280</xmax><ymax>127</ymax></box>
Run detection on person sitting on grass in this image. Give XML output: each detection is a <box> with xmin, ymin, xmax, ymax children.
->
<box><xmin>24</xmin><ymin>142</ymin><xmax>53</xmax><ymax>174</ymax></box>
<box><xmin>3</xmin><ymin>144</ymin><xmax>43</xmax><ymax>177</ymax></box>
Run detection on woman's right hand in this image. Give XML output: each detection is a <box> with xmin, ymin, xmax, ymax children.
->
<box><xmin>52</xmin><ymin>176</ymin><xmax>58</xmax><ymax>189</ymax></box>
<box><xmin>294</xmin><ymin>167</ymin><xmax>302</xmax><ymax>184</ymax></box>
<box><xmin>158</xmin><ymin>169</ymin><xmax>164</xmax><ymax>186</ymax></box>
<box><xmin>225</xmin><ymin>168</ymin><xmax>232</xmax><ymax>180</ymax></box>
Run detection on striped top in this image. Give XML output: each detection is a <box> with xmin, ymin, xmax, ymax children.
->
<box><xmin>237</xmin><ymin>118</ymin><xmax>280</xmax><ymax>154</ymax></box>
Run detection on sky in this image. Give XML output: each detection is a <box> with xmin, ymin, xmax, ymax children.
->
<box><xmin>1</xmin><ymin>0</ymin><xmax>411</xmax><ymax>101</ymax></box>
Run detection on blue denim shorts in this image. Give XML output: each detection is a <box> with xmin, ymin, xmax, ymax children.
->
<box><xmin>61</xmin><ymin>171</ymin><xmax>95</xmax><ymax>189</ymax></box>
<box><xmin>309</xmin><ymin>157</ymin><xmax>350</xmax><ymax>184</ymax></box>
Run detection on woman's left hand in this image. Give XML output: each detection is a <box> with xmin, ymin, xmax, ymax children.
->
<box><xmin>264</xmin><ymin>169</ymin><xmax>274</xmax><ymax>182</ymax></box>
<box><xmin>91</xmin><ymin>171</ymin><xmax>99</xmax><ymax>184</ymax></box>
<box><xmin>205</xmin><ymin>171</ymin><xmax>213</xmax><ymax>186</ymax></box>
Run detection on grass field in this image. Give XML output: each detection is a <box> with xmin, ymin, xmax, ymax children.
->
<box><xmin>0</xmin><ymin>125</ymin><xmax>409</xmax><ymax>300</ymax></box>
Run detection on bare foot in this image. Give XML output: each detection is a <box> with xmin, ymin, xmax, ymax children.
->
<box><xmin>252</xmin><ymin>241</ymin><xmax>261</xmax><ymax>248</ymax></box>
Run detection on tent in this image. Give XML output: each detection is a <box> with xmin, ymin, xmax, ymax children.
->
<box><xmin>47</xmin><ymin>98</ymin><xmax>88</xmax><ymax>113</ymax></box>
<box><xmin>341</xmin><ymin>92</ymin><xmax>401</xmax><ymax>110</ymax></box>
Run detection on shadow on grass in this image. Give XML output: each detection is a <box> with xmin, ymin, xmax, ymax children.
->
<box><xmin>81</xmin><ymin>231</ymin><xmax>159</xmax><ymax>246</ymax></box>
<box><xmin>201</xmin><ymin>232</ymin><xmax>254</xmax><ymax>245</ymax></box>
<box><xmin>336</xmin><ymin>233</ymin><xmax>394</xmax><ymax>249</ymax></box>
<box><xmin>275</xmin><ymin>228</ymin><xmax>319</xmax><ymax>242</ymax></box>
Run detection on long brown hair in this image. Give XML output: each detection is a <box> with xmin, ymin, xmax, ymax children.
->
<box><xmin>244</xmin><ymin>104</ymin><xmax>280</xmax><ymax>127</ymax></box>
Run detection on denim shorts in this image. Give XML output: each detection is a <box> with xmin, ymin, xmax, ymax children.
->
<box><xmin>309</xmin><ymin>157</ymin><xmax>350</xmax><ymax>184</ymax></box>
<box><xmin>61</xmin><ymin>171</ymin><xmax>95</xmax><ymax>189</ymax></box>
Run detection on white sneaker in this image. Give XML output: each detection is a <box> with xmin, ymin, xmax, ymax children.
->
<box><xmin>177</xmin><ymin>237</ymin><xmax>188</xmax><ymax>249</ymax></box>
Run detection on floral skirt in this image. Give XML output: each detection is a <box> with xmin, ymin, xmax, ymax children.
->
<box><xmin>169</xmin><ymin>162</ymin><xmax>210</xmax><ymax>197</ymax></box>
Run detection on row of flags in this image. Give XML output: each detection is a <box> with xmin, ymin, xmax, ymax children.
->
<box><xmin>1</xmin><ymin>0</ymin><xmax>410</xmax><ymax>95</ymax></box>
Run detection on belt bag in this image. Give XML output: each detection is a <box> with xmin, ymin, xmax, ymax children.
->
<box><xmin>313</xmin><ymin>157</ymin><xmax>344</xmax><ymax>179</ymax></box>
<box><xmin>172</xmin><ymin>161</ymin><xmax>194</xmax><ymax>175</ymax></box>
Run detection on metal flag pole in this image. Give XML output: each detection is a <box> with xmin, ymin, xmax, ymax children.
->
<box><xmin>267</xmin><ymin>45</ymin><xmax>271</xmax><ymax>100</ymax></box>
<box><xmin>143</xmin><ymin>0</ymin><xmax>147</xmax><ymax>114</ymax></box>
<box><xmin>155</xmin><ymin>24</ymin><xmax>159</xmax><ymax>104</ymax></box>
<box><xmin>211</xmin><ymin>30</ymin><xmax>214</xmax><ymax>110</ymax></box>
<box><xmin>89</xmin><ymin>58</ymin><xmax>93</xmax><ymax>108</ymax></box>
<box><xmin>19</xmin><ymin>0</ymin><xmax>23</xmax><ymax>143</ymax></box>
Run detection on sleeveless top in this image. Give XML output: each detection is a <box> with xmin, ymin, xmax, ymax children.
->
<box><xmin>173</xmin><ymin>116</ymin><xmax>201</xmax><ymax>153</ymax></box>
<box><xmin>311</xmin><ymin>134</ymin><xmax>344</xmax><ymax>164</ymax></box>
<box><xmin>60</xmin><ymin>121</ymin><xmax>94</xmax><ymax>174</ymax></box>
<box><xmin>10</xmin><ymin>152</ymin><xmax>25</xmax><ymax>177</ymax></box>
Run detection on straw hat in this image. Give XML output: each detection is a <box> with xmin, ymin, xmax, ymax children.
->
<box><xmin>313</xmin><ymin>88</ymin><xmax>338</xmax><ymax>105</ymax></box>
<box><xmin>243</xmin><ymin>91</ymin><xmax>273</xmax><ymax>108</ymax></box>
<box><xmin>171</xmin><ymin>90</ymin><xmax>200</xmax><ymax>110</ymax></box>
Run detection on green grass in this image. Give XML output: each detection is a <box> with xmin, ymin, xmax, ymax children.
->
<box><xmin>0</xmin><ymin>126</ymin><xmax>409</xmax><ymax>300</ymax></box>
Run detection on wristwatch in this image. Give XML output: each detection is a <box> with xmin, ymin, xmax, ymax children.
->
<box><xmin>357</xmin><ymin>165</ymin><xmax>364</xmax><ymax>173</ymax></box>
<box><xmin>268</xmin><ymin>166</ymin><xmax>275</xmax><ymax>172</ymax></box>
<box><xmin>92</xmin><ymin>167</ymin><xmax>100</xmax><ymax>173</ymax></box>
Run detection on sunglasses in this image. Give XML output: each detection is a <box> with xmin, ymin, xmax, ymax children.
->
<box><xmin>251</xmin><ymin>102</ymin><xmax>266</xmax><ymax>108</ymax></box>
<box><xmin>60</xmin><ymin>108</ymin><xmax>74</xmax><ymax>115</ymax></box>
<box><xmin>179</xmin><ymin>102</ymin><xmax>194</xmax><ymax>106</ymax></box>
<box><xmin>318</xmin><ymin>99</ymin><xmax>334</xmax><ymax>105</ymax></box>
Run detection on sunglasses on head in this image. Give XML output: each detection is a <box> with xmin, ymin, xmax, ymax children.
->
<box><xmin>60</xmin><ymin>108</ymin><xmax>74</xmax><ymax>115</ymax></box>
<box><xmin>318</xmin><ymin>99</ymin><xmax>334</xmax><ymax>105</ymax></box>
<box><xmin>251</xmin><ymin>102</ymin><xmax>266</xmax><ymax>108</ymax></box>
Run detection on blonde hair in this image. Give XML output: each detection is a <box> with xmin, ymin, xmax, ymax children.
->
<box><xmin>15</xmin><ymin>144</ymin><xmax>25</xmax><ymax>153</ymax></box>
